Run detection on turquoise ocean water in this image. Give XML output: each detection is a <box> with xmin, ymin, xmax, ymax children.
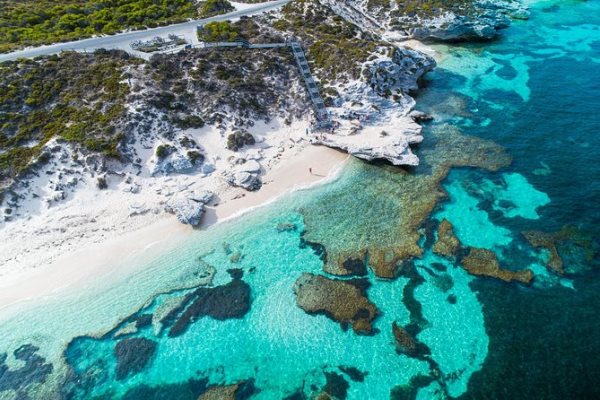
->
<box><xmin>0</xmin><ymin>0</ymin><xmax>599</xmax><ymax>399</ymax></box>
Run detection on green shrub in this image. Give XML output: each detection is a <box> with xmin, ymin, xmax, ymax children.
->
<box><xmin>199</xmin><ymin>0</ymin><xmax>234</xmax><ymax>18</ymax></box>
<box><xmin>155</xmin><ymin>144</ymin><xmax>173</xmax><ymax>158</ymax></box>
<box><xmin>0</xmin><ymin>0</ymin><xmax>199</xmax><ymax>53</ymax></box>
<box><xmin>226</xmin><ymin>131</ymin><xmax>255</xmax><ymax>151</ymax></box>
<box><xmin>197</xmin><ymin>21</ymin><xmax>240</xmax><ymax>42</ymax></box>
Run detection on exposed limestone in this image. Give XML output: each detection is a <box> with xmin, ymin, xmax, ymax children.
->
<box><xmin>302</xmin><ymin>125</ymin><xmax>512</xmax><ymax>279</ymax></box>
<box><xmin>164</xmin><ymin>190</ymin><xmax>214</xmax><ymax>226</ymax></box>
<box><xmin>114</xmin><ymin>338</ymin><xmax>157</xmax><ymax>381</ymax></box>
<box><xmin>461</xmin><ymin>248</ymin><xmax>533</xmax><ymax>285</ymax></box>
<box><xmin>433</xmin><ymin>219</ymin><xmax>460</xmax><ymax>258</ymax></box>
<box><xmin>293</xmin><ymin>273</ymin><xmax>379</xmax><ymax>335</ymax></box>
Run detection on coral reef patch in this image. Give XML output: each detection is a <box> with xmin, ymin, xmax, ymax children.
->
<box><xmin>461</xmin><ymin>248</ymin><xmax>533</xmax><ymax>285</ymax></box>
<box><xmin>293</xmin><ymin>273</ymin><xmax>379</xmax><ymax>335</ymax></box>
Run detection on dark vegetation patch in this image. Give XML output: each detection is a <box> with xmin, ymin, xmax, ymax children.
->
<box><xmin>338</xmin><ymin>365</ymin><xmax>367</xmax><ymax>382</ymax></box>
<box><xmin>226</xmin><ymin>130</ymin><xmax>255</xmax><ymax>151</ymax></box>
<box><xmin>0</xmin><ymin>0</ymin><xmax>198</xmax><ymax>53</ymax></box>
<box><xmin>199</xmin><ymin>0</ymin><xmax>234</xmax><ymax>18</ymax></box>
<box><xmin>272</xmin><ymin>0</ymin><xmax>389</xmax><ymax>82</ymax></box>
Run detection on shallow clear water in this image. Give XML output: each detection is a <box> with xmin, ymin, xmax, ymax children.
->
<box><xmin>1</xmin><ymin>0</ymin><xmax>599</xmax><ymax>399</ymax></box>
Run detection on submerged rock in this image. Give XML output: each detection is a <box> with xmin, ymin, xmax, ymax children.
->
<box><xmin>164</xmin><ymin>190</ymin><xmax>213</xmax><ymax>226</ymax></box>
<box><xmin>168</xmin><ymin>274</ymin><xmax>251</xmax><ymax>337</ymax></box>
<box><xmin>198</xmin><ymin>379</ymin><xmax>256</xmax><ymax>400</ymax></box>
<box><xmin>302</xmin><ymin>125</ymin><xmax>512</xmax><ymax>280</ymax></box>
<box><xmin>433</xmin><ymin>219</ymin><xmax>460</xmax><ymax>258</ymax></box>
<box><xmin>0</xmin><ymin>344</ymin><xmax>53</xmax><ymax>393</ymax></box>
<box><xmin>392</xmin><ymin>322</ymin><xmax>418</xmax><ymax>357</ymax></box>
<box><xmin>293</xmin><ymin>273</ymin><xmax>379</xmax><ymax>335</ymax></box>
<box><xmin>461</xmin><ymin>248</ymin><xmax>533</xmax><ymax>285</ymax></box>
<box><xmin>522</xmin><ymin>226</ymin><xmax>597</xmax><ymax>275</ymax></box>
<box><xmin>523</xmin><ymin>230</ymin><xmax>564</xmax><ymax>274</ymax></box>
<box><xmin>114</xmin><ymin>338</ymin><xmax>157</xmax><ymax>381</ymax></box>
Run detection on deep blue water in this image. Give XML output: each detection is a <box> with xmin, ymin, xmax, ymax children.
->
<box><xmin>0</xmin><ymin>1</ymin><xmax>598</xmax><ymax>399</ymax></box>
<box><xmin>417</xmin><ymin>1</ymin><xmax>600</xmax><ymax>397</ymax></box>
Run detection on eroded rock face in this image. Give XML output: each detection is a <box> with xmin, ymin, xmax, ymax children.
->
<box><xmin>433</xmin><ymin>219</ymin><xmax>460</xmax><ymax>258</ymax></box>
<box><xmin>461</xmin><ymin>248</ymin><xmax>533</xmax><ymax>285</ymax></box>
<box><xmin>114</xmin><ymin>338</ymin><xmax>157</xmax><ymax>381</ymax></box>
<box><xmin>294</xmin><ymin>273</ymin><xmax>379</xmax><ymax>335</ymax></box>
<box><xmin>368</xmin><ymin>48</ymin><xmax>436</xmax><ymax>95</ymax></box>
<box><xmin>164</xmin><ymin>190</ymin><xmax>213</xmax><ymax>226</ymax></box>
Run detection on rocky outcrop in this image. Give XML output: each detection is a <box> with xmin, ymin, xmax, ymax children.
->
<box><xmin>294</xmin><ymin>273</ymin><xmax>379</xmax><ymax>335</ymax></box>
<box><xmin>392</xmin><ymin>322</ymin><xmax>418</xmax><ymax>357</ymax></box>
<box><xmin>226</xmin><ymin>159</ymin><xmax>262</xmax><ymax>191</ymax></box>
<box><xmin>433</xmin><ymin>219</ymin><xmax>460</xmax><ymax>258</ymax></box>
<box><xmin>368</xmin><ymin>48</ymin><xmax>436</xmax><ymax>95</ymax></box>
<box><xmin>461</xmin><ymin>248</ymin><xmax>533</xmax><ymax>285</ymax></box>
<box><xmin>313</xmin><ymin>120</ymin><xmax>423</xmax><ymax>166</ymax></box>
<box><xmin>164</xmin><ymin>190</ymin><xmax>214</xmax><ymax>226</ymax></box>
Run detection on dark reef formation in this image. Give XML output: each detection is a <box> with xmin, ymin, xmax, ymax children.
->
<box><xmin>167</xmin><ymin>270</ymin><xmax>251</xmax><ymax>337</ymax></box>
<box><xmin>461</xmin><ymin>248</ymin><xmax>533</xmax><ymax>285</ymax></box>
<box><xmin>114</xmin><ymin>338</ymin><xmax>158</xmax><ymax>380</ymax></box>
<box><xmin>294</xmin><ymin>273</ymin><xmax>379</xmax><ymax>335</ymax></box>
<box><xmin>0</xmin><ymin>344</ymin><xmax>53</xmax><ymax>395</ymax></box>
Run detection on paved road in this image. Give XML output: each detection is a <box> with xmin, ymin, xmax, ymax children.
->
<box><xmin>0</xmin><ymin>0</ymin><xmax>291</xmax><ymax>63</ymax></box>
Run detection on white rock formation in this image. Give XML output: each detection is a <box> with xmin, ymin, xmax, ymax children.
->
<box><xmin>164</xmin><ymin>190</ymin><xmax>214</xmax><ymax>226</ymax></box>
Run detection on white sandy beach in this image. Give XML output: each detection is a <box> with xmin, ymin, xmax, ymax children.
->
<box><xmin>0</xmin><ymin>142</ymin><xmax>347</xmax><ymax>311</ymax></box>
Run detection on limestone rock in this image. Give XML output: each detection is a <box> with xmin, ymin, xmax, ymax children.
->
<box><xmin>164</xmin><ymin>190</ymin><xmax>213</xmax><ymax>226</ymax></box>
<box><xmin>461</xmin><ymin>248</ymin><xmax>533</xmax><ymax>285</ymax></box>
<box><xmin>294</xmin><ymin>273</ymin><xmax>379</xmax><ymax>335</ymax></box>
<box><xmin>226</xmin><ymin>160</ymin><xmax>262</xmax><ymax>191</ymax></box>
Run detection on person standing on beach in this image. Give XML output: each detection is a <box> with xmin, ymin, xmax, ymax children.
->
<box><xmin>309</xmin><ymin>167</ymin><xmax>312</xmax><ymax>174</ymax></box>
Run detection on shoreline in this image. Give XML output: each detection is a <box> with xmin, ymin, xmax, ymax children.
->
<box><xmin>0</xmin><ymin>144</ymin><xmax>348</xmax><ymax>312</ymax></box>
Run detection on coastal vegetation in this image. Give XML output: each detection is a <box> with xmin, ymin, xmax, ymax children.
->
<box><xmin>0</xmin><ymin>50</ymin><xmax>137</xmax><ymax>183</ymax></box>
<box><xmin>0</xmin><ymin>0</ymin><xmax>198</xmax><ymax>53</ymax></box>
<box><xmin>197</xmin><ymin>21</ymin><xmax>241</xmax><ymax>42</ymax></box>
<box><xmin>273</xmin><ymin>0</ymin><xmax>387</xmax><ymax>82</ymax></box>
<box><xmin>199</xmin><ymin>0</ymin><xmax>235</xmax><ymax>18</ymax></box>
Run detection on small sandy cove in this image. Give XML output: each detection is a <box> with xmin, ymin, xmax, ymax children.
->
<box><xmin>0</xmin><ymin>144</ymin><xmax>348</xmax><ymax>311</ymax></box>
